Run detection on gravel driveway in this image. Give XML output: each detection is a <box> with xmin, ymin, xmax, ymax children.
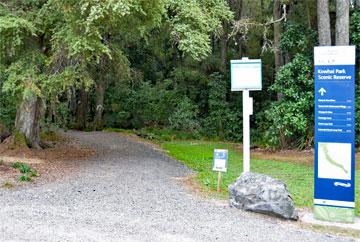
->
<box><xmin>0</xmin><ymin>131</ymin><xmax>353</xmax><ymax>241</ymax></box>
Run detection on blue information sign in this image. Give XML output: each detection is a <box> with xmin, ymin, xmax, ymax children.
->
<box><xmin>213</xmin><ymin>149</ymin><xmax>228</xmax><ymax>172</ymax></box>
<box><xmin>314</xmin><ymin>46</ymin><xmax>356</xmax><ymax>219</ymax></box>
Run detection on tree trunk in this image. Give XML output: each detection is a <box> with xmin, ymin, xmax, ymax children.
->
<box><xmin>335</xmin><ymin>0</ymin><xmax>349</xmax><ymax>46</ymax></box>
<box><xmin>273</xmin><ymin>0</ymin><xmax>283</xmax><ymax>100</ymax></box>
<box><xmin>317</xmin><ymin>0</ymin><xmax>331</xmax><ymax>46</ymax></box>
<box><xmin>94</xmin><ymin>80</ymin><xmax>106</xmax><ymax>130</ymax></box>
<box><xmin>68</xmin><ymin>87</ymin><xmax>77</xmax><ymax>122</ymax></box>
<box><xmin>230</xmin><ymin>0</ymin><xmax>243</xmax><ymax>56</ymax></box>
<box><xmin>220</xmin><ymin>22</ymin><xmax>228</xmax><ymax>73</ymax></box>
<box><xmin>15</xmin><ymin>92</ymin><xmax>42</xmax><ymax>149</ymax></box>
<box><xmin>76</xmin><ymin>86</ymin><xmax>88</xmax><ymax>130</ymax></box>
<box><xmin>306</xmin><ymin>1</ymin><xmax>312</xmax><ymax>29</ymax></box>
<box><xmin>357</xmin><ymin>0</ymin><xmax>360</xmax><ymax>9</ymax></box>
<box><xmin>273</xmin><ymin>0</ymin><xmax>282</xmax><ymax>73</ymax></box>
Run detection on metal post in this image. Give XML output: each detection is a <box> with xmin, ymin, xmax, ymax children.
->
<box><xmin>242</xmin><ymin>89</ymin><xmax>251</xmax><ymax>173</ymax></box>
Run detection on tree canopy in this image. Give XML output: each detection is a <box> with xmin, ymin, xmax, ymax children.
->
<box><xmin>0</xmin><ymin>0</ymin><xmax>359</xmax><ymax>150</ymax></box>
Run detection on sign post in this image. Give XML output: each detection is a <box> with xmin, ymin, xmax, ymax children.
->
<box><xmin>314</xmin><ymin>46</ymin><xmax>356</xmax><ymax>223</ymax></box>
<box><xmin>231</xmin><ymin>58</ymin><xmax>261</xmax><ymax>173</ymax></box>
<box><xmin>213</xmin><ymin>149</ymin><xmax>228</xmax><ymax>192</ymax></box>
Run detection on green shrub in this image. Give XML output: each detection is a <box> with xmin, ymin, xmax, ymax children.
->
<box><xmin>18</xmin><ymin>164</ymin><xmax>32</xmax><ymax>174</ymax></box>
<box><xmin>12</xmin><ymin>162</ymin><xmax>32</xmax><ymax>173</ymax></box>
<box><xmin>0</xmin><ymin>65</ymin><xmax>17</xmax><ymax>130</ymax></box>
<box><xmin>260</xmin><ymin>54</ymin><xmax>313</xmax><ymax>149</ymax></box>
<box><xmin>104</xmin><ymin>80</ymin><xmax>179</xmax><ymax>129</ymax></box>
<box><xmin>351</xmin><ymin>10</ymin><xmax>360</xmax><ymax>47</ymax></box>
<box><xmin>12</xmin><ymin>162</ymin><xmax>37</xmax><ymax>177</ymax></box>
<box><xmin>169</xmin><ymin>96</ymin><xmax>200</xmax><ymax>131</ymax></box>
<box><xmin>19</xmin><ymin>175</ymin><xmax>31</xmax><ymax>182</ymax></box>
<box><xmin>203</xmin><ymin>73</ymin><xmax>242</xmax><ymax>141</ymax></box>
<box><xmin>30</xmin><ymin>170</ymin><xmax>38</xmax><ymax>177</ymax></box>
<box><xmin>11</xmin><ymin>162</ymin><xmax>22</xmax><ymax>169</ymax></box>
<box><xmin>280</xmin><ymin>23</ymin><xmax>317</xmax><ymax>56</ymax></box>
<box><xmin>351</xmin><ymin>10</ymin><xmax>360</xmax><ymax>144</ymax></box>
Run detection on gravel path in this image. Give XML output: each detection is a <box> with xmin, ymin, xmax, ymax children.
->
<box><xmin>0</xmin><ymin>131</ymin><xmax>353</xmax><ymax>241</ymax></box>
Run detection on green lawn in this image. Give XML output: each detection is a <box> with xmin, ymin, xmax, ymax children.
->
<box><xmin>162</xmin><ymin>141</ymin><xmax>359</xmax><ymax>216</ymax></box>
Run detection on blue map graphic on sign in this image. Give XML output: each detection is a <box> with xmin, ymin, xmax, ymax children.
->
<box><xmin>215</xmin><ymin>151</ymin><xmax>227</xmax><ymax>159</ymax></box>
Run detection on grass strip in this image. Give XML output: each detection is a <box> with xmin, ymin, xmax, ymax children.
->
<box><xmin>162</xmin><ymin>141</ymin><xmax>359</xmax><ymax>216</ymax></box>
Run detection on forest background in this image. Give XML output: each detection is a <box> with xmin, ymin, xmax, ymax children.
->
<box><xmin>0</xmin><ymin>0</ymin><xmax>359</xmax><ymax>150</ymax></box>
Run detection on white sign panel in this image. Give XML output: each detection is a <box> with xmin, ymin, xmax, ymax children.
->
<box><xmin>314</xmin><ymin>46</ymin><xmax>356</xmax><ymax>65</ymax></box>
<box><xmin>213</xmin><ymin>149</ymin><xmax>228</xmax><ymax>172</ymax></box>
<box><xmin>231</xmin><ymin>58</ymin><xmax>262</xmax><ymax>91</ymax></box>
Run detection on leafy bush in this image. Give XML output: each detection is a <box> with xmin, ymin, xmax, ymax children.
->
<box><xmin>104</xmin><ymin>79</ymin><xmax>179</xmax><ymax>129</ymax></box>
<box><xmin>350</xmin><ymin>10</ymin><xmax>360</xmax><ymax>47</ymax></box>
<box><xmin>203</xmin><ymin>73</ymin><xmax>242</xmax><ymax>141</ymax></box>
<box><xmin>351</xmin><ymin>10</ymin><xmax>360</xmax><ymax>144</ymax></box>
<box><xmin>169</xmin><ymin>96</ymin><xmax>200</xmax><ymax>131</ymax></box>
<box><xmin>131</xmin><ymin>81</ymin><xmax>178</xmax><ymax>127</ymax></box>
<box><xmin>0</xmin><ymin>65</ymin><xmax>17</xmax><ymax>130</ymax></box>
<box><xmin>280</xmin><ymin>23</ymin><xmax>317</xmax><ymax>56</ymax></box>
<box><xmin>261</xmin><ymin>54</ymin><xmax>314</xmax><ymax>149</ymax></box>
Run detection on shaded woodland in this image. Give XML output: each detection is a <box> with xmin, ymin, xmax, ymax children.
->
<box><xmin>0</xmin><ymin>0</ymin><xmax>359</xmax><ymax>149</ymax></box>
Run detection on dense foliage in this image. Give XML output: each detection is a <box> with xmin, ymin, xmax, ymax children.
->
<box><xmin>0</xmin><ymin>0</ymin><xmax>359</xmax><ymax>149</ymax></box>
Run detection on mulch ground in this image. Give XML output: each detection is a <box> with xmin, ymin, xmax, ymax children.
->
<box><xmin>0</xmin><ymin>132</ymin><xmax>96</xmax><ymax>189</ymax></box>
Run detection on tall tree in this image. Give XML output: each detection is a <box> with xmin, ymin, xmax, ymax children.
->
<box><xmin>231</xmin><ymin>0</ymin><xmax>244</xmax><ymax>56</ymax></box>
<box><xmin>220</xmin><ymin>0</ymin><xmax>239</xmax><ymax>73</ymax></box>
<box><xmin>0</xmin><ymin>0</ymin><xmax>164</xmax><ymax>146</ymax></box>
<box><xmin>317</xmin><ymin>0</ymin><xmax>331</xmax><ymax>46</ymax></box>
<box><xmin>0</xmin><ymin>1</ymin><xmax>48</xmax><ymax>148</ymax></box>
<box><xmin>335</xmin><ymin>0</ymin><xmax>349</xmax><ymax>45</ymax></box>
<box><xmin>220</xmin><ymin>21</ymin><xmax>229</xmax><ymax>73</ymax></box>
<box><xmin>0</xmin><ymin>0</ymin><xmax>233</xmax><ymax>146</ymax></box>
<box><xmin>273</xmin><ymin>0</ymin><xmax>283</xmax><ymax>76</ymax></box>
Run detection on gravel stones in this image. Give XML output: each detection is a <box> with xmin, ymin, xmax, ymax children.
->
<box><xmin>0</xmin><ymin>132</ymin><xmax>349</xmax><ymax>241</ymax></box>
<box><xmin>229</xmin><ymin>172</ymin><xmax>298</xmax><ymax>220</ymax></box>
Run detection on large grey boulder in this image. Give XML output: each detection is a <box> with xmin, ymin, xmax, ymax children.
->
<box><xmin>229</xmin><ymin>172</ymin><xmax>298</xmax><ymax>220</ymax></box>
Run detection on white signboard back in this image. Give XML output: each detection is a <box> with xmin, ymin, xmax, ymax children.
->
<box><xmin>231</xmin><ymin>59</ymin><xmax>262</xmax><ymax>91</ymax></box>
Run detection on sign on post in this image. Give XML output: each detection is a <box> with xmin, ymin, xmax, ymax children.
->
<box><xmin>314</xmin><ymin>46</ymin><xmax>356</xmax><ymax>223</ymax></box>
<box><xmin>213</xmin><ymin>149</ymin><xmax>228</xmax><ymax>172</ymax></box>
<box><xmin>213</xmin><ymin>149</ymin><xmax>228</xmax><ymax>192</ymax></box>
<box><xmin>231</xmin><ymin>58</ymin><xmax>262</xmax><ymax>173</ymax></box>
